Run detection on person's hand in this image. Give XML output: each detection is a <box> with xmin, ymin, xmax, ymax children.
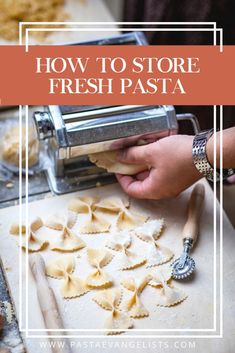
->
<box><xmin>116</xmin><ymin>135</ymin><xmax>202</xmax><ymax>200</ymax></box>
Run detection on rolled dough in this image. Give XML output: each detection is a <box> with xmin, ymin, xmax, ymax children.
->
<box><xmin>89</xmin><ymin>150</ymin><xmax>148</xmax><ymax>175</ymax></box>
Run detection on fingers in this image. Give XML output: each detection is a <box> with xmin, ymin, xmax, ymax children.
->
<box><xmin>117</xmin><ymin>144</ymin><xmax>153</xmax><ymax>165</ymax></box>
<box><xmin>116</xmin><ymin>173</ymin><xmax>152</xmax><ymax>199</ymax></box>
<box><xmin>136</xmin><ymin>170</ymin><xmax>150</xmax><ymax>181</ymax></box>
<box><xmin>116</xmin><ymin>143</ymin><xmax>156</xmax><ymax>199</ymax></box>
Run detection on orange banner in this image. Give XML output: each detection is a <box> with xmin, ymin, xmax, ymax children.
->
<box><xmin>0</xmin><ymin>45</ymin><xmax>234</xmax><ymax>105</ymax></box>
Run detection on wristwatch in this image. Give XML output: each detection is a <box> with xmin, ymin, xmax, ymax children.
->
<box><xmin>192</xmin><ymin>129</ymin><xmax>235</xmax><ymax>182</ymax></box>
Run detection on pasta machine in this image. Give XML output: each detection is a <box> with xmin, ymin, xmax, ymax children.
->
<box><xmin>33</xmin><ymin>33</ymin><xmax>200</xmax><ymax>194</ymax></box>
<box><xmin>33</xmin><ymin>103</ymin><xmax>199</xmax><ymax>194</ymax></box>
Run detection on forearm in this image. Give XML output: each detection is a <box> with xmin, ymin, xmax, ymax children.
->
<box><xmin>206</xmin><ymin>127</ymin><xmax>235</xmax><ymax>168</ymax></box>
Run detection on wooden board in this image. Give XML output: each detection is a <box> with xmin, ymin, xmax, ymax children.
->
<box><xmin>0</xmin><ymin>180</ymin><xmax>234</xmax><ymax>352</ymax></box>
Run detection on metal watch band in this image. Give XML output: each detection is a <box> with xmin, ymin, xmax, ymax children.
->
<box><xmin>192</xmin><ymin>129</ymin><xmax>217</xmax><ymax>182</ymax></box>
<box><xmin>192</xmin><ymin>129</ymin><xmax>235</xmax><ymax>182</ymax></box>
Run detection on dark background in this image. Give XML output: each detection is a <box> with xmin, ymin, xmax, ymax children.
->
<box><xmin>123</xmin><ymin>0</ymin><xmax>235</xmax><ymax>130</ymax></box>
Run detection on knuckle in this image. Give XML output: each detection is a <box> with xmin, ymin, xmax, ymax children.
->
<box><xmin>144</xmin><ymin>142</ymin><xmax>158</xmax><ymax>162</ymax></box>
<box><xmin>144</xmin><ymin>148</ymin><xmax>152</xmax><ymax>162</ymax></box>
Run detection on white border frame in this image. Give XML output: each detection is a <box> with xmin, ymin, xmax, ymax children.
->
<box><xmin>18</xmin><ymin>22</ymin><xmax>223</xmax><ymax>339</ymax></box>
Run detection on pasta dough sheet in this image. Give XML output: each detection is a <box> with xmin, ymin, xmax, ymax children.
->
<box><xmin>89</xmin><ymin>150</ymin><xmax>148</xmax><ymax>175</ymax></box>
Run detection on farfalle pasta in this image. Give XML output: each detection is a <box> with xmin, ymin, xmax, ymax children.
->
<box><xmin>22</xmin><ymin>217</ymin><xmax>48</xmax><ymax>252</ymax></box>
<box><xmin>10</xmin><ymin>191</ymin><xmax>189</xmax><ymax>330</ymax></box>
<box><xmin>135</xmin><ymin>219</ymin><xmax>164</xmax><ymax>241</ymax></box>
<box><xmin>93</xmin><ymin>288</ymin><xmax>133</xmax><ymax>335</ymax></box>
<box><xmin>86</xmin><ymin>248</ymin><xmax>114</xmax><ymax>288</ymax></box>
<box><xmin>149</xmin><ymin>267</ymin><xmax>187</xmax><ymax>306</ymax></box>
<box><xmin>95</xmin><ymin>197</ymin><xmax>129</xmax><ymax>212</ymax></box>
<box><xmin>134</xmin><ymin>219</ymin><xmax>173</xmax><ymax>267</ymax></box>
<box><xmin>68</xmin><ymin>196</ymin><xmax>110</xmax><ymax>233</ymax></box>
<box><xmin>45</xmin><ymin>212</ymin><xmax>86</xmax><ymax>252</ymax></box>
<box><xmin>46</xmin><ymin>255</ymin><xmax>89</xmax><ymax>298</ymax></box>
<box><xmin>95</xmin><ymin>197</ymin><xmax>148</xmax><ymax>230</ymax></box>
<box><xmin>121</xmin><ymin>275</ymin><xmax>152</xmax><ymax>318</ymax></box>
<box><xmin>106</xmin><ymin>230</ymin><xmax>146</xmax><ymax>270</ymax></box>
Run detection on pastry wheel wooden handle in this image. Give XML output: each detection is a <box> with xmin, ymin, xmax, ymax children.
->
<box><xmin>182</xmin><ymin>183</ymin><xmax>205</xmax><ymax>245</ymax></box>
<box><xmin>29</xmin><ymin>254</ymin><xmax>71</xmax><ymax>353</ymax></box>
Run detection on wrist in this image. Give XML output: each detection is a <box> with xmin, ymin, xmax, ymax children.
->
<box><xmin>208</xmin><ymin>128</ymin><xmax>235</xmax><ymax>169</ymax></box>
<box><xmin>187</xmin><ymin>136</ymin><xmax>202</xmax><ymax>179</ymax></box>
<box><xmin>205</xmin><ymin>133</ymin><xmax>215</xmax><ymax>166</ymax></box>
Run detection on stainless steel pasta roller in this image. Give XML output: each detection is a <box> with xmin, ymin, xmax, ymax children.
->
<box><xmin>171</xmin><ymin>183</ymin><xmax>205</xmax><ymax>280</ymax></box>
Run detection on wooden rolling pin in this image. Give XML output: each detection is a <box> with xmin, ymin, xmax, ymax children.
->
<box><xmin>29</xmin><ymin>254</ymin><xmax>71</xmax><ymax>353</ymax></box>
